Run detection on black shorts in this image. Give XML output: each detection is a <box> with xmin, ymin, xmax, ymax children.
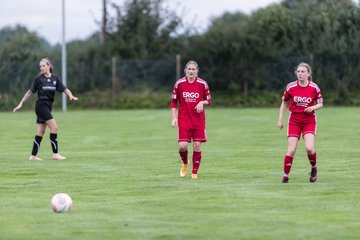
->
<box><xmin>35</xmin><ymin>101</ymin><xmax>53</xmax><ymax>123</ymax></box>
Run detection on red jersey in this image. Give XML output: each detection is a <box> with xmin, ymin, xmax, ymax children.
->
<box><xmin>170</xmin><ymin>77</ymin><xmax>211</xmax><ymax>129</ymax></box>
<box><xmin>282</xmin><ymin>80</ymin><xmax>323</xmax><ymax>114</ymax></box>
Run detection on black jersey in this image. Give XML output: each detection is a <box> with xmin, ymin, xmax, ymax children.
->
<box><xmin>30</xmin><ymin>74</ymin><xmax>66</xmax><ymax>102</ymax></box>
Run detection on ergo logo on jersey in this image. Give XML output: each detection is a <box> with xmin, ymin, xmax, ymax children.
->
<box><xmin>294</xmin><ymin>96</ymin><xmax>312</xmax><ymax>103</ymax></box>
<box><xmin>183</xmin><ymin>92</ymin><xmax>199</xmax><ymax>99</ymax></box>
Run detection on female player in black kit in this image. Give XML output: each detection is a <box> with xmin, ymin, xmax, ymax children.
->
<box><xmin>13</xmin><ymin>58</ymin><xmax>78</xmax><ymax>161</ymax></box>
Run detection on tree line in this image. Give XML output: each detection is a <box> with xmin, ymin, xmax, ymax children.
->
<box><xmin>1</xmin><ymin>0</ymin><xmax>360</xmax><ymax>109</ymax></box>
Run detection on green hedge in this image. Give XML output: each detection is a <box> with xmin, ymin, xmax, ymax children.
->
<box><xmin>1</xmin><ymin>89</ymin><xmax>360</xmax><ymax>111</ymax></box>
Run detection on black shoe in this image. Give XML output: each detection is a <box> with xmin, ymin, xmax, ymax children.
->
<box><xmin>309</xmin><ymin>167</ymin><xmax>317</xmax><ymax>182</ymax></box>
<box><xmin>282</xmin><ymin>176</ymin><xmax>289</xmax><ymax>183</ymax></box>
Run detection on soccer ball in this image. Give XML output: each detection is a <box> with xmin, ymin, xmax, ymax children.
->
<box><xmin>51</xmin><ymin>193</ymin><xmax>73</xmax><ymax>213</ymax></box>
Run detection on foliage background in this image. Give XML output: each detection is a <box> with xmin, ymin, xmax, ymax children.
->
<box><xmin>1</xmin><ymin>0</ymin><xmax>360</xmax><ymax>110</ymax></box>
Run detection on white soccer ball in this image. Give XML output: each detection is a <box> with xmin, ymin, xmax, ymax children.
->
<box><xmin>51</xmin><ymin>193</ymin><xmax>73</xmax><ymax>213</ymax></box>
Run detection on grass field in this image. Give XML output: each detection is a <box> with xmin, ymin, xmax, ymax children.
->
<box><xmin>0</xmin><ymin>107</ymin><xmax>359</xmax><ymax>240</ymax></box>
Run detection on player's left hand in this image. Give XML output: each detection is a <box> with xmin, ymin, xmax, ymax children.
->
<box><xmin>69</xmin><ymin>96</ymin><xmax>79</xmax><ymax>101</ymax></box>
<box><xmin>195</xmin><ymin>102</ymin><xmax>204</xmax><ymax>113</ymax></box>
<box><xmin>13</xmin><ymin>102</ymin><xmax>23</xmax><ymax>112</ymax></box>
<box><xmin>304</xmin><ymin>106</ymin><xmax>314</xmax><ymax>112</ymax></box>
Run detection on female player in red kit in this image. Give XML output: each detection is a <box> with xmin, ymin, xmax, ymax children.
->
<box><xmin>278</xmin><ymin>62</ymin><xmax>323</xmax><ymax>183</ymax></box>
<box><xmin>170</xmin><ymin>61</ymin><xmax>211</xmax><ymax>179</ymax></box>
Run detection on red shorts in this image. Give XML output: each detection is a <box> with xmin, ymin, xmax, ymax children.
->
<box><xmin>288</xmin><ymin>112</ymin><xmax>317</xmax><ymax>139</ymax></box>
<box><xmin>178</xmin><ymin>128</ymin><xmax>207</xmax><ymax>142</ymax></box>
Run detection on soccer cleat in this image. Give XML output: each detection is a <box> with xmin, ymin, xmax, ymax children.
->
<box><xmin>282</xmin><ymin>176</ymin><xmax>289</xmax><ymax>183</ymax></box>
<box><xmin>52</xmin><ymin>153</ymin><xmax>66</xmax><ymax>161</ymax></box>
<box><xmin>309</xmin><ymin>167</ymin><xmax>317</xmax><ymax>183</ymax></box>
<box><xmin>180</xmin><ymin>163</ymin><xmax>188</xmax><ymax>177</ymax></box>
<box><xmin>191</xmin><ymin>173</ymin><xmax>198</xmax><ymax>179</ymax></box>
<box><xmin>29</xmin><ymin>155</ymin><xmax>42</xmax><ymax>161</ymax></box>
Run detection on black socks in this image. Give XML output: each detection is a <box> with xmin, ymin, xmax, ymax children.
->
<box><xmin>31</xmin><ymin>135</ymin><xmax>43</xmax><ymax>156</ymax></box>
<box><xmin>50</xmin><ymin>133</ymin><xmax>58</xmax><ymax>153</ymax></box>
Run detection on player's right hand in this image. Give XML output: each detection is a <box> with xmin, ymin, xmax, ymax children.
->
<box><xmin>171</xmin><ymin>118</ymin><xmax>177</xmax><ymax>128</ymax></box>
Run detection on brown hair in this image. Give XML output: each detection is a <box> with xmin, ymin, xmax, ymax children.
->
<box><xmin>184</xmin><ymin>60</ymin><xmax>199</xmax><ymax>70</ymax></box>
<box><xmin>295</xmin><ymin>62</ymin><xmax>312</xmax><ymax>81</ymax></box>
<box><xmin>40</xmin><ymin>57</ymin><xmax>54</xmax><ymax>73</ymax></box>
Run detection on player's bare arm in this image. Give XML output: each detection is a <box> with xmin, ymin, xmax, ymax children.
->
<box><xmin>195</xmin><ymin>100</ymin><xmax>209</xmax><ymax>113</ymax></box>
<box><xmin>13</xmin><ymin>90</ymin><xmax>33</xmax><ymax>112</ymax></box>
<box><xmin>304</xmin><ymin>102</ymin><xmax>323</xmax><ymax>112</ymax></box>
<box><xmin>278</xmin><ymin>100</ymin><xmax>288</xmax><ymax>130</ymax></box>
<box><xmin>171</xmin><ymin>107</ymin><xmax>177</xmax><ymax>128</ymax></box>
<box><xmin>64</xmin><ymin>88</ymin><xmax>79</xmax><ymax>101</ymax></box>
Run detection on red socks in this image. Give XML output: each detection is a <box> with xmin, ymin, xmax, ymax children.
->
<box><xmin>283</xmin><ymin>153</ymin><xmax>317</xmax><ymax>180</ymax></box>
<box><xmin>179</xmin><ymin>150</ymin><xmax>202</xmax><ymax>174</ymax></box>
<box><xmin>192</xmin><ymin>151</ymin><xmax>202</xmax><ymax>174</ymax></box>
<box><xmin>283</xmin><ymin>155</ymin><xmax>294</xmax><ymax>176</ymax></box>
<box><xmin>179</xmin><ymin>150</ymin><xmax>188</xmax><ymax>164</ymax></box>
<box><xmin>308</xmin><ymin>152</ymin><xmax>317</xmax><ymax>168</ymax></box>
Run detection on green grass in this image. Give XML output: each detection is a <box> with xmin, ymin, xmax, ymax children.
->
<box><xmin>0</xmin><ymin>107</ymin><xmax>359</xmax><ymax>240</ymax></box>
